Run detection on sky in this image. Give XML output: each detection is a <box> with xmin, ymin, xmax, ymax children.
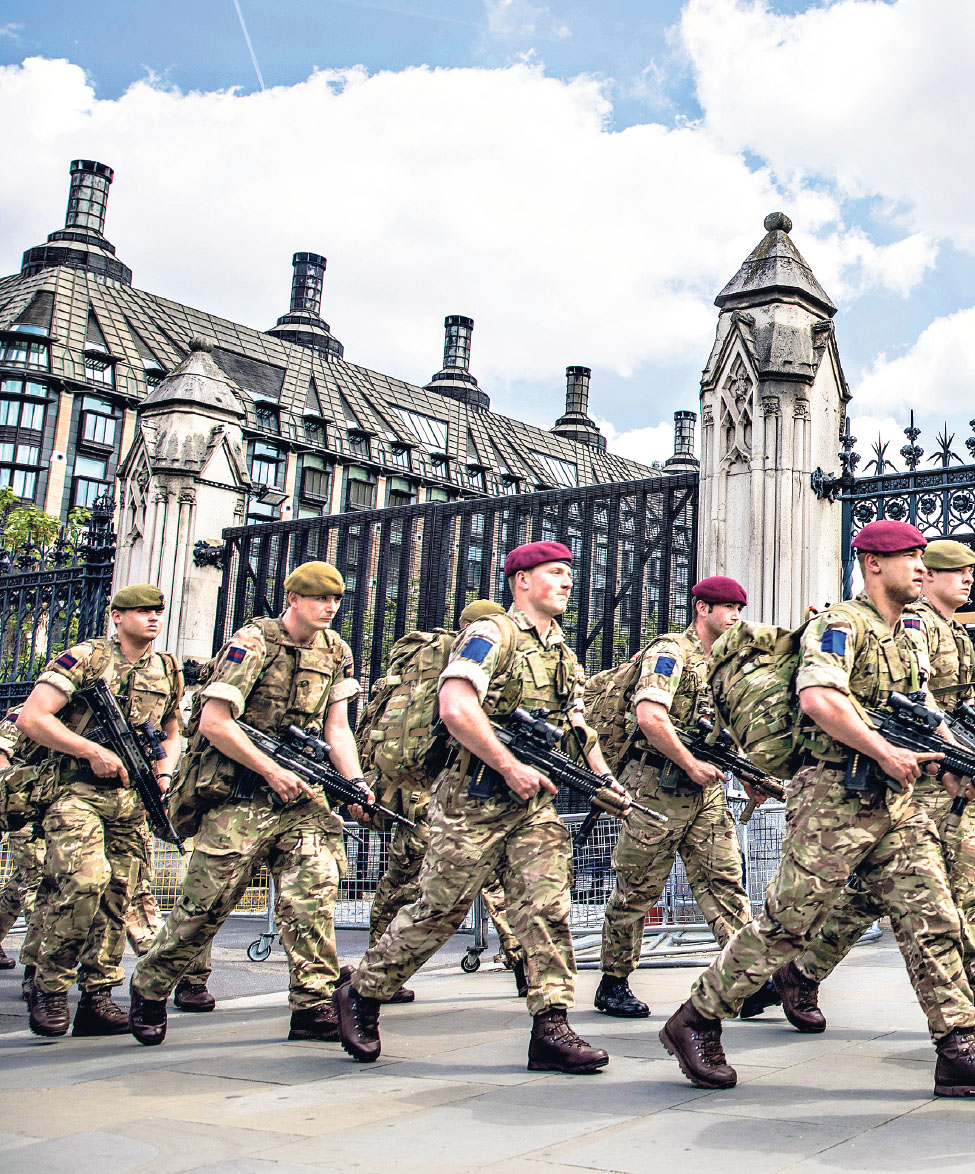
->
<box><xmin>1</xmin><ymin>0</ymin><xmax>972</xmax><ymax>469</ymax></box>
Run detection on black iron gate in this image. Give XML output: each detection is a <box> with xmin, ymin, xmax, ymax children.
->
<box><xmin>212</xmin><ymin>473</ymin><xmax>698</xmax><ymax>699</ymax></box>
<box><xmin>0</xmin><ymin>492</ymin><xmax>116</xmax><ymax>708</ymax></box>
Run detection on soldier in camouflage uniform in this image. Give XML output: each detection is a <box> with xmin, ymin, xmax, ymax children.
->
<box><xmin>129</xmin><ymin>561</ymin><xmax>366</xmax><ymax>1046</ymax></box>
<box><xmin>365</xmin><ymin>599</ymin><xmax>527</xmax><ymax>1000</ymax></box>
<box><xmin>660</xmin><ymin>520</ymin><xmax>975</xmax><ymax>1097</ymax></box>
<box><xmin>594</xmin><ymin>576</ymin><xmax>775</xmax><ymax>1019</ymax></box>
<box><xmin>17</xmin><ymin>585</ymin><xmax>183</xmax><ymax>1038</ymax></box>
<box><xmin>0</xmin><ymin>708</ymin><xmax>44</xmax><ymax>971</ymax></box>
<box><xmin>780</xmin><ymin>539</ymin><xmax>975</xmax><ymax>1031</ymax></box>
<box><xmin>336</xmin><ymin>541</ymin><xmax>621</xmax><ymax>1074</ymax></box>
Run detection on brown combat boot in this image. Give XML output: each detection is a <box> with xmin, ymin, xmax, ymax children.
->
<box><xmin>173</xmin><ymin>981</ymin><xmax>216</xmax><ymax>1012</ymax></box>
<box><xmin>739</xmin><ymin>977</ymin><xmax>782</xmax><ymax>1020</ymax></box>
<box><xmin>72</xmin><ymin>990</ymin><xmax>130</xmax><ymax>1036</ymax></box>
<box><xmin>289</xmin><ymin>1003</ymin><xmax>339</xmax><ymax>1041</ymax></box>
<box><xmin>659</xmin><ymin>1000</ymin><xmax>737</xmax><ymax>1089</ymax></box>
<box><xmin>335</xmin><ymin>964</ymin><xmax>355</xmax><ymax>990</ymax></box>
<box><xmin>21</xmin><ymin>964</ymin><xmax>35</xmax><ymax>1003</ymax></box>
<box><xmin>527</xmin><ymin>1009</ymin><xmax>609</xmax><ymax>1074</ymax></box>
<box><xmin>935</xmin><ymin>1027</ymin><xmax>975</xmax><ymax>1096</ymax></box>
<box><xmin>0</xmin><ymin>944</ymin><xmax>15</xmax><ymax>969</ymax></box>
<box><xmin>772</xmin><ymin>961</ymin><xmax>826</xmax><ymax>1033</ymax></box>
<box><xmin>128</xmin><ymin>977</ymin><xmax>168</xmax><ymax>1046</ymax></box>
<box><xmin>333</xmin><ymin>983</ymin><xmax>381</xmax><ymax>1062</ymax></box>
<box><xmin>29</xmin><ymin>988</ymin><xmax>70</xmax><ymax>1037</ymax></box>
<box><xmin>386</xmin><ymin>985</ymin><xmax>415</xmax><ymax>1004</ymax></box>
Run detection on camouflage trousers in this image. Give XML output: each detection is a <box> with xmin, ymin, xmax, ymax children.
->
<box><xmin>354</xmin><ymin>768</ymin><xmax>574</xmax><ymax>1016</ymax></box>
<box><xmin>133</xmin><ymin>794</ymin><xmax>346</xmax><ymax>1009</ymax></box>
<box><xmin>601</xmin><ymin>760</ymin><xmax>750</xmax><ymax>977</ymax></box>
<box><xmin>368</xmin><ymin>796</ymin><xmax>525</xmax><ymax>964</ymax></box>
<box><xmin>690</xmin><ymin>763</ymin><xmax>975</xmax><ymax>1042</ymax></box>
<box><xmin>0</xmin><ymin>825</ymin><xmax>44</xmax><ymax>942</ymax></box>
<box><xmin>35</xmin><ymin>780</ymin><xmax>145</xmax><ymax>994</ymax></box>
<box><xmin>797</xmin><ymin>780</ymin><xmax>975</xmax><ymax>987</ymax></box>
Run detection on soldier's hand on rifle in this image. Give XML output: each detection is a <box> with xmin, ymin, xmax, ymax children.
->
<box><xmin>686</xmin><ymin>759</ymin><xmax>724</xmax><ymax>789</ymax></box>
<box><xmin>741</xmin><ymin>780</ymin><xmax>770</xmax><ymax>808</ymax></box>
<box><xmin>347</xmin><ymin>780</ymin><xmax>375</xmax><ymax>824</ymax></box>
<box><xmin>85</xmin><ymin>743</ymin><xmax>129</xmax><ymax>786</ymax></box>
<box><xmin>504</xmin><ymin>758</ymin><xmax>556</xmax><ymax>799</ymax></box>
<box><xmin>264</xmin><ymin>762</ymin><xmax>314</xmax><ymax>803</ymax></box>
<box><xmin>941</xmin><ymin>771</ymin><xmax>975</xmax><ymax>801</ymax></box>
<box><xmin>877</xmin><ymin>745</ymin><xmax>942</xmax><ymax>790</ymax></box>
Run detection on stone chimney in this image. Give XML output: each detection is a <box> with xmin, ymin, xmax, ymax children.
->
<box><xmin>551</xmin><ymin>366</ymin><xmax>606</xmax><ymax>451</ymax></box>
<box><xmin>21</xmin><ymin>159</ymin><xmax>132</xmax><ymax>284</ymax></box>
<box><xmin>266</xmin><ymin>251</ymin><xmax>344</xmax><ymax>357</ymax></box>
<box><xmin>664</xmin><ymin>410</ymin><xmax>699</xmax><ymax>470</ymax></box>
<box><xmin>425</xmin><ymin>315</ymin><xmax>489</xmax><ymax>409</ymax></box>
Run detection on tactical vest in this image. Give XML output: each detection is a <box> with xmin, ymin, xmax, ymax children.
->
<box><xmin>916</xmin><ymin>599</ymin><xmax>975</xmax><ymax>708</ymax></box>
<box><xmin>482</xmin><ymin>613</ymin><xmax>578</xmax><ymax>729</ymax></box>
<box><xmin>171</xmin><ymin>617</ymin><xmax>349</xmax><ymax>834</ymax></box>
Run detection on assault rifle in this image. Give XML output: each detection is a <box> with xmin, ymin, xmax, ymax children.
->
<box><xmin>673</xmin><ymin>717</ymin><xmax>786</xmax><ymax>823</ymax></box>
<box><xmin>853</xmin><ymin>691</ymin><xmax>975</xmax><ymax>828</ymax></box>
<box><xmin>81</xmin><ymin>679</ymin><xmax>184</xmax><ymax>851</ymax></box>
<box><xmin>233</xmin><ymin>722</ymin><xmax>415</xmax><ymax>829</ymax></box>
<box><xmin>467</xmin><ymin>706</ymin><xmax>667</xmax><ymax>846</ymax></box>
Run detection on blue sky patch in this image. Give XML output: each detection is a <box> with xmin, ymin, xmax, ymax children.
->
<box><xmin>654</xmin><ymin>655</ymin><xmax>677</xmax><ymax>677</ymax></box>
<box><xmin>821</xmin><ymin>628</ymin><xmax>847</xmax><ymax>656</ymax></box>
<box><xmin>457</xmin><ymin>636</ymin><xmax>493</xmax><ymax>664</ymax></box>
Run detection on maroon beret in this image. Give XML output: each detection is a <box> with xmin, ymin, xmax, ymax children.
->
<box><xmin>692</xmin><ymin>576</ymin><xmax>747</xmax><ymax>605</ymax></box>
<box><xmin>852</xmin><ymin>520</ymin><xmax>926</xmax><ymax>554</ymax></box>
<box><xmin>504</xmin><ymin>541</ymin><xmax>573</xmax><ymax>576</ymax></box>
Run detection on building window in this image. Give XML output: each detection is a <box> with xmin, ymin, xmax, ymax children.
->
<box><xmin>0</xmin><ymin>338</ymin><xmax>50</xmax><ymax>370</ymax></box>
<box><xmin>392</xmin><ymin>406</ymin><xmax>448</xmax><ymax>452</ymax></box>
<box><xmin>255</xmin><ymin>401</ymin><xmax>279</xmax><ymax>431</ymax></box>
<box><xmin>430</xmin><ymin>454</ymin><xmax>450</xmax><ymax>481</ymax></box>
<box><xmin>529</xmin><ymin>450</ymin><xmax>577</xmax><ymax>488</ymax></box>
<box><xmin>72</xmin><ymin>454</ymin><xmax>110</xmax><ymax>508</ymax></box>
<box><xmin>303</xmin><ymin>417</ymin><xmax>327</xmax><ymax>445</ymax></box>
<box><xmin>248</xmin><ymin>441</ymin><xmax>283</xmax><ymax>491</ymax></box>
<box><xmin>389</xmin><ymin>443</ymin><xmax>412</xmax><ymax>472</ymax></box>
<box><xmin>0</xmin><ymin>398</ymin><xmax>45</xmax><ymax>432</ymax></box>
<box><xmin>145</xmin><ymin>368</ymin><xmax>166</xmax><ymax>389</ymax></box>
<box><xmin>386</xmin><ymin>477</ymin><xmax>416</xmax><ymax>509</ymax></box>
<box><xmin>79</xmin><ymin>396</ymin><xmax>118</xmax><ymax>449</ymax></box>
<box><xmin>466</xmin><ymin>465</ymin><xmax>486</xmax><ymax>492</ymax></box>
<box><xmin>84</xmin><ymin>352</ymin><xmax>115</xmax><ymax>387</ymax></box>
<box><xmin>301</xmin><ymin>464</ymin><xmax>332</xmax><ymax>504</ymax></box>
<box><xmin>345</xmin><ymin>468</ymin><xmax>377</xmax><ymax>512</ymax></box>
<box><xmin>347</xmin><ymin>430</ymin><xmax>371</xmax><ymax>459</ymax></box>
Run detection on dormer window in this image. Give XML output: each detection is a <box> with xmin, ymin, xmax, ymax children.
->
<box><xmin>84</xmin><ymin>347</ymin><xmax>115</xmax><ymax>388</ymax></box>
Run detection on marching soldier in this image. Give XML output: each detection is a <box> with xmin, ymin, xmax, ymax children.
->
<box><xmin>779</xmin><ymin>538</ymin><xmax>975</xmax><ymax>1031</ymax></box>
<box><xmin>129</xmin><ymin>561</ymin><xmax>366</xmax><ymax>1046</ymax></box>
<box><xmin>364</xmin><ymin>599</ymin><xmax>527</xmax><ymax>1000</ymax></box>
<box><xmin>594</xmin><ymin>576</ymin><xmax>775</xmax><ymax>1019</ymax></box>
<box><xmin>0</xmin><ymin>708</ymin><xmax>43</xmax><ymax>972</ymax></box>
<box><xmin>17</xmin><ymin>585</ymin><xmax>183</xmax><ymax>1038</ymax></box>
<box><xmin>335</xmin><ymin>541</ymin><xmax>617</xmax><ymax>1074</ymax></box>
<box><xmin>659</xmin><ymin>520</ymin><xmax>975</xmax><ymax>1097</ymax></box>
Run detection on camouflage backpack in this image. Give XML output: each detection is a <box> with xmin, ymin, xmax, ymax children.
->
<box><xmin>356</xmin><ymin>629</ymin><xmax>459</xmax><ymax>785</ymax></box>
<box><xmin>705</xmin><ymin>617</ymin><xmax>843</xmax><ymax>779</ymax></box>
<box><xmin>582</xmin><ymin>650</ymin><xmax>645</xmax><ymax>774</ymax></box>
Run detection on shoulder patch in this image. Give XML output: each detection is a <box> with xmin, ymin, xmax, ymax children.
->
<box><xmin>653</xmin><ymin>654</ymin><xmax>677</xmax><ymax>677</ymax></box>
<box><xmin>820</xmin><ymin>628</ymin><xmax>847</xmax><ymax>656</ymax></box>
<box><xmin>226</xmin><ymin>646</ymin><xmax>247</xmax><ymax>664</ymax></box>
<box><xmin>55</xmin><ymin>652</ymin><xmax>78</xmax><ymax>669</ymax></box>
<box><xmin>456</xmin><ymin>636</ymin><xmax>494</xmax><ymax>665</ymax></box>
<box><xmin>903</xmin><ymin>617</ymin><xmax>921</xmax><ymax>630</ymax></box>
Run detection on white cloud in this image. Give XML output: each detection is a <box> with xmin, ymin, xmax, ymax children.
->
<box><xmin>681</xmin><ymin>0</ymin><xmax>975</xmax><ymax>251</ymax></box>
<box><xmin>597</xmin><ymin>417</ymin><xmax>675</xmax><ymax>465</ymax></box>
<box><xmin>853</xmin><ymin>308</ymin><xmax>975</xmax><ymax>422</ymax></box>
<box><xmin>0</xmin><ymin>52</ymin><xmax>934</xmax><ymax>433</ymax></box>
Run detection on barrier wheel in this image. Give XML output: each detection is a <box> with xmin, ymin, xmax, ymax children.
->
<box><xmin>460</xmin><ymin>950</ymin><xmax>481</xmax><ymax>973</ymax></box>
<box><xmin>247</xmin><ymin>936</ymin><xmax>272</xmax><ymax>962</ymax></box>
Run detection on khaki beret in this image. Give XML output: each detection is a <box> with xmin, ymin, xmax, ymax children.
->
<box><xmin>110</xmin><ymin>584</ymin><xmax>165</xmax><ymax>610</ymax></box>
<box><xmin>460</xmin><ymin>599</ymin><xmax>506</xmax><ymax>625</ymax></box>
<box><xmin>284</xmin><ymin>561</ymin><xmax>345</xmax><ymax>597</ymax></box>
<box><xmin>923</xmin><ymin>540</ymin><xmax>975</xmax><ymax>570</ymax></box>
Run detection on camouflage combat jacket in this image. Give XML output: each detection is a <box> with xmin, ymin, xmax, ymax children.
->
<box><xmin>911</xmin><ymin>598</ymin><xmax>975</xmax><ymax>711</ymax></box>
<box><xmin>795</xmin><ymin>593</ymin><xmax>929</xmax><ymax>765</ymax></box>
<box><xmin>35</xmin><ymin>636</ymin><xmax>183</xmax><ymax>788</ymax></box>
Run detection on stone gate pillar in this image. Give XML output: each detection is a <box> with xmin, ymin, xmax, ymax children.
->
<box><xmin>114</xmin><ymin>337</ymin><xmax>252</xmax><ymax>659</ymax></box>
<box><xmin>698</xmin><ymin>213</ymin><xmax>850</xmax><ymax>625</ymax></box>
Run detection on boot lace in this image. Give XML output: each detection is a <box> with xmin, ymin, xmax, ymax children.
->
<box><xmin>690</xmin><ymin>1022</ymin><xmax>728</xmax><ymax>1067</ymax></box>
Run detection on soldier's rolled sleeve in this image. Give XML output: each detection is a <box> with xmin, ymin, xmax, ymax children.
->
<box><xmin>35</xmin><ymin>643</ymin><xmax>94</xmax><ymax>700</ymax></box>
<box><xmin>795</xmin><ymin>612</ymin><xmax>855</xmax><ymax>694</ymax></box>
<box><xmin>326</xmin><ymin>638</ymin><xmax>360</xmax><ymax>706</ymax></box>
<box><xmin>439</xmin><ymin>619</ymin><xmax>503</xmax><ymax>705</ymax></box>
<box><xmin>201</xmin><ymin>630</ymin><xmax>267</xmax><ymax>720</ymax></box>
<box><xmin>631</xmin><ymin>640</ymin><xmax>684</xmax><ymax>711</ymax></box>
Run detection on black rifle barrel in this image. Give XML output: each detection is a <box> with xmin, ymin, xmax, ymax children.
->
<box><xmin>237</xmin><ymin>721</ymin><xmax>415</xmax><ymax>829</ymax></box>
<box><xmin>676</xmin><ymin>719</ymin><xmax>787</xmax><ymax>802</ymax></box>
<box><xmin>81</xmin><ymin>680</ymin><xmax>184</xmax><ymax>852</ymax></box>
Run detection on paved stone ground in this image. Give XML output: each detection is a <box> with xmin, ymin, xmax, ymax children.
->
<box><xmin>2</xmin><ymin>924</ymin><xmax>975</xmax><ymax>1172</ymax></box>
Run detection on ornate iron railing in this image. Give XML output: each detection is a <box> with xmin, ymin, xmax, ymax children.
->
<box><xmin>0</xmin><ymin>493</ymin><xmax>116</xmax><ymax>708</ymax></box>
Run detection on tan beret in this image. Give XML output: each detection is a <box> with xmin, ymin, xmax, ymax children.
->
<box><xmin>111</xmin><ymin>584</ymin><xmax>165</xmax><ymax>610</ymax></box>
<box><xmin>923</xmin><ymin>540</ymin><xmax>975</xmax><ymax>571</ymax></box>
<box><xmin>460</xmin><ymin>599</ymin><xmax>506</xmax><ymax>625</ymax></box>
<box><xmin>284</xmin><ymin>561</ymin><xmax>345</xmax><ymax>597</ymax></box>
